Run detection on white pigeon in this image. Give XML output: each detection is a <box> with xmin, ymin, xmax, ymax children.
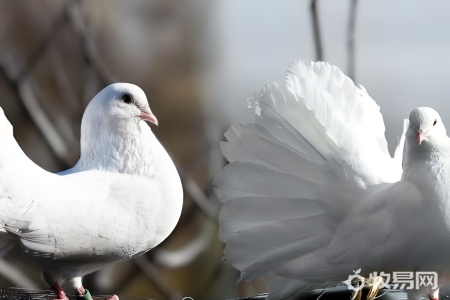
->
<box><xmin>215</xmin><ymin>60</ymin><xmax>450</xmax><ymax>300</ymax></box>
<box><xmin>0</xmin><ymin>83</ymin><xmax>183</xmax><ymax>300</ymax></box>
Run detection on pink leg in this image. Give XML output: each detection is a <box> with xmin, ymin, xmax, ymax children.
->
<box><xmin>43</xmin><ymin>273</ymin><xmax>69</xmax><ymax>300</ymax></box>
<box><xmin>52</xmin><ymin>283</ymin><xmax>69</xmax><ymax>300</ymax></box>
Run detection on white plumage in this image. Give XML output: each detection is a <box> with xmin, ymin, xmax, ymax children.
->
<box><xmin>0</xmin><ymin>83</ymin><xmax>183</xmax><ymax>299</ymax></box>
<box><xmin>216</xmin><ymin>60</ymin><xmax>450</xmax><ymax>299</ymax></box>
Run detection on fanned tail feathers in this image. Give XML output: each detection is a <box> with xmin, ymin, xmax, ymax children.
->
<box><xmin>215</xmin><ymin>60</ymin><xmax>403</xmax><ymax>288</ymax></box>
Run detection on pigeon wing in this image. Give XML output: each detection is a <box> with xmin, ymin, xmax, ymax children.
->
<box><xmin>216</xmin><ymin>60</ymin><xmax>405</xmax><ymax>281</ymax></box>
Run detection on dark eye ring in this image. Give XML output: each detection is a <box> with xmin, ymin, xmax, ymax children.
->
<box><xmin>433</xmin><ymin>119</ymin><xmax>437</xmax><ymax>126</ymax></box>
<box><xmin>121</xmin><ymin>93</ymin><xmax>134</xmax><ymax>104</ymax></box>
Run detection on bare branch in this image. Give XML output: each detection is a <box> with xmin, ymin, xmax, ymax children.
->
<box><xmin>153</xmin><ymin>219</ymin><xmax>214</xmax><ymax>268</ymax></box>
<box><xmin>178</xmin><ymin>167</ymin><xmax>220</xmax><ymax>220</ymax></box>
<box><xmin>0</xmin><ymin>260</ymin><xmax>39</xmax><ymax>290</ymax></box>
<box><xmin>310</xmin><ymin>0</ymin><xmax>323</xmax><ymax>61</ymax></box>
<box><xmin>0</xmin><ymin>53</ymin><xmax>72</xmax><ymax>166</ymax></box>
<box><xmin>132</xmin><ymin>255</ymin><xmax>180</xmax><ymax>300</ymax></box>
<box><xmin>47</xmin><ymin>46</ymin><xmax>80</xmax><ymax>112</ymax></box>
<box><xmin>67</xmin><ymin>3</ymin><xmax>117</xmax><ymax>85</ymax></box>
<box><xmin>16</xmin><ymin>0</ymin><xmax>78</xmax><ymax>82</ymax></box>
<box><xmin>347</xmin><ymin>0</ymin><xmax>358</xmax><ymax>81</ymax></box>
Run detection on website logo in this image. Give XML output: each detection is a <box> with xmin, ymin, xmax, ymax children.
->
<box><xmin>342</xmin><ymin>269</ymin><xmax>438</xmax><ymax>291</ymax></box>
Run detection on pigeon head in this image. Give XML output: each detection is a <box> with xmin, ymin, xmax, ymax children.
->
<box><xmin>76</xmin><ymin>83</ymin><xmax>160</xmax><ymax>174</ymax></box>
<box><xmin>407</xmin><ymin>107</ymin><xmax>446</xmax><ymax>147</ymax></box>
<box><xmin>87</xmin><ymin>83</ymin><xmax>158</xmax><ymax>126</ymax></box>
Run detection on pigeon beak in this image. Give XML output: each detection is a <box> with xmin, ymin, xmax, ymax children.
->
<box><xmin>139</xmin><ymin>109</ymin><xmax>158</xmax><ymax>126</ymax></box>
<box><xmin>417</xmin><ymin>132</ymin><xmax>425</xmax><ymax>145</ymax></box>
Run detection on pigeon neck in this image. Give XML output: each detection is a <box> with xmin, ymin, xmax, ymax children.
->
<box><xmin>402</xmin><ymin>142</ymin><xmax>426</xmax><ymax>170</ymax></box>
<box><xmin>77</xmin><ymin>119</ymin><xmax>158</xmax><ymax>178</ymax></box>
<box><xmin>402</xmin><ymin>137</ymin><xmax>450</xmax><ymax>194</ymax></box>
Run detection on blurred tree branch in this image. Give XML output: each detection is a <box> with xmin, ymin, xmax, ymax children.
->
<box><xmin>347</xmin><ymin>0</ymin><xmax>358</xmax><ymax>81</ymax></box>
<box><xmin>0</xmin><ymin>0</ymin><xmax>224</xmax><ymax>298</ymax></box>
<box><xmin>0</xmin><ymin>54</ymin><xmax>73</xmax><ymax>166</ymax></box>
<box><xmin>310</xmin><ymin>0</ymin><xmax>323</xmax><ymax>61</ymax></box>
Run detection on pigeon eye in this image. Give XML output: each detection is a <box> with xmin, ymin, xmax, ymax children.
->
<box><xmin>433</xmin><ymin>119</ymin><xmax>437</xmax><ymax>126</ymax></box>
<box><xmin>120</xmin><ymin>93</ymin><xmax>134</xmax><ymax>104</ymax></box>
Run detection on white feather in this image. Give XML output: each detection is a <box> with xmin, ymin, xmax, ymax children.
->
<box><xmin>0</xmin><ymin>83</ymin><xmax>183</xmax><ymax>293</ymax></box>
<box><xmin>216</xmin><ymin>60</ymin><xmax>450</xmax><ymax>299</ymax></box>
